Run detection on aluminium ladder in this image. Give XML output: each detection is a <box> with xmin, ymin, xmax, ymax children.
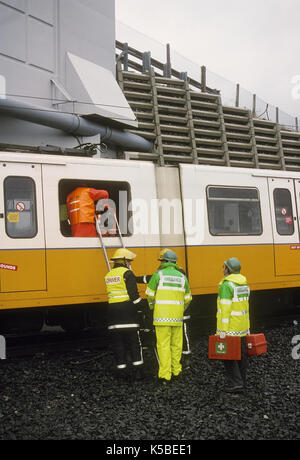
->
<box><xmin>95</xmin><ymin>208</ymin><xmax>125</xmax><ymax>270</ymax></box>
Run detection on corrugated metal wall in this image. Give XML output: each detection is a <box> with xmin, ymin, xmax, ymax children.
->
<box><xmin>0</xmin><ymin>0</ymin><xmax>116</xmax><ymax>149</ymax></box>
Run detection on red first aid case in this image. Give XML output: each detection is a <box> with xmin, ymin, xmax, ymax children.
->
<box><xmin>208</xmin><ymin>335</ymin><xmax>241</xmax><ymax>360</ymax></box>
<box><xmin>246</xmin><ymin>333</ymin><xmax>267</xmax><ymax>357</ymax></box>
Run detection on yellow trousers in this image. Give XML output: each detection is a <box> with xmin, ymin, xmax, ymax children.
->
<box><xmin>155</xmin><ymin>325</ymin><xmax>183</xmax><ymax>381</ymax></box>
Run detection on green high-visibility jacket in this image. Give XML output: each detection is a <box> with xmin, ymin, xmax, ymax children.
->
<box><xmin>146</xmin><ymin>262</ymin><xmax>192</xmax><ymax>326</ymax></box>
<box><xmin>216</xmin><ymin>273</ymin><xmax>250</xmax><ymax>336</ymax></box>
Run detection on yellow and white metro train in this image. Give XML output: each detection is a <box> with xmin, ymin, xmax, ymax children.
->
<box><xmin>1</xmin><ymin>150</ymin><xmax>300</xmax><ymax>332</ymax></box>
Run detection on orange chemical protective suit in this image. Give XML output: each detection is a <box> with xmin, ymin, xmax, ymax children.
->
<box><xmin>66</xmin><ymin>187</ymin><xmax>109</xmax><ymax>237</ymax></box>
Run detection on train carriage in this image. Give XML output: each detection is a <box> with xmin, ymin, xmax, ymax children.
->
<box><xmin>1</xmin><ymin>150</ymin><xmax>300</xmax><ymax>332</ymax></box>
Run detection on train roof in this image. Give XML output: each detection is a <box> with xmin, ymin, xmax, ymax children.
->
<box><xmin>2</xmin><ymin>150</ymin><xmax>300</xmax><ymax>180</ymax></box>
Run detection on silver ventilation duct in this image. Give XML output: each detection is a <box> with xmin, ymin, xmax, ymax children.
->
<box><xmin>0</xmin><ymin>97</ymin><xmax>153</xmax><ymax>153</ymax></box>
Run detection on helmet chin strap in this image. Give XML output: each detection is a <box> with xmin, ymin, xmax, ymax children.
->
<box><xmin>124</xmin><ymin>258</ymin><xmax>131</xmax><ymax>269</ymax></box>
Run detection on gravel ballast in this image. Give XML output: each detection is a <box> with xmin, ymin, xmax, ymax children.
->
<box><xmin>0</xmin><ymin>323</ymin><xmax>299</xmax><ymax>441</ymax></box>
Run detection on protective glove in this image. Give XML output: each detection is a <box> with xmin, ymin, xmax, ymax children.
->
<box><xmin>219</xmin><ymin>331</ymin><xmax>226</xmax><ymax>339</ymax></box>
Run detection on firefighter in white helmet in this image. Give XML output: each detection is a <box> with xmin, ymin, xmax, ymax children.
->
<box><xmin>104</xmin><ymin>248</ymin><xmax>144</xmax><ymax>379</ymax></box>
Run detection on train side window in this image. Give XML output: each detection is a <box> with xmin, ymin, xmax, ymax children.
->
<box><xmin>207</xmin><ymin>186</ymin><xmax>262</xmax><ymax>235</ymax></box>
<box><xmin>59</xmin><ymin>179</ymin><xmax>132</xmax><ymax>237</ymax></box>
<box><xmin>273</xmin><ymin>188</ymin><xmax>294</xmax><ymax>235</ymax></box>
<box><xmin>4</xmin><ymin>176</ymin><xmax>37</xmax><ymax>238</ymax></box>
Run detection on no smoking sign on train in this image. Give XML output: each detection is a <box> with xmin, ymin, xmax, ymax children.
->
<box><xmin>16</xmin><ymin>201</ymin><xmax>25</xmax><ymax>212</ymax></box>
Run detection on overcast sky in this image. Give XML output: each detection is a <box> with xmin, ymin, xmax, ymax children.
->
<box><xmin>115</xmin><ymin>0</ymin><xmax>300</xmax><ymax>120</ymax></box>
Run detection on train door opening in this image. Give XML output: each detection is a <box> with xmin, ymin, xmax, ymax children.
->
<box><xmin>268</xmin><ymin>177</ymin><xmax>300</xmax><ymax>276</ymax></box>
<box><xmin>0</xmin><ymin>162</ymin><xmax>47</xmax><ymax>292</ymax></box>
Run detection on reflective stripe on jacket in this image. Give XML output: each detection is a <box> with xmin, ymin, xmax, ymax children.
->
<box><xmin>105</xmin><ymin>266</ymin><xmax>130</xmax><ymax>304</ymax></box>
<box><xmin>146</xmin><ymin>262</ymin><xmax>192</xmax><ymax>326</ymax></box>
<box><xmin>216</xmin><ymin>273</ymin><xmax>250</xmax><ymax>336</ymax></box>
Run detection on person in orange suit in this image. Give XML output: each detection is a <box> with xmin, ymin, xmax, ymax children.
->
<box><xmin>66</xmin><ymin>187</ymin><xmax>109</xmax><ymax>237</ymax></box>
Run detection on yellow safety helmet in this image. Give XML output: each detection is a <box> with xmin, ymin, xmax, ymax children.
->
<box><xmin>158</xmin><ymin>248</ymin><xmax>169</xmax><ymax>261</ymax></box>
<box><xmin>110</xmin><ymin>248</ymin><xmax>136</xmax><ymax>261</ymax></box>
<box><xmin>158</xmin><ymin>248</ymin><xmax>177</xmax><ymax>263</ymax></box>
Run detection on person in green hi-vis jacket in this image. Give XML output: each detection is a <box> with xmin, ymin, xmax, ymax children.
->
<box><xmin>146</xmin><ymin>249</ymin><xmax>192</xmax><ymax>385</ymax></box>
<box><xmin>217</xmin><ymin>257</ymin><xmax>250</xmax><ymax>394</ymax></box>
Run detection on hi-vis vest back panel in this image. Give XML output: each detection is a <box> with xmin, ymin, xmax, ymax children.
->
<box><xmin>104</xmin><ymin>267</ymin><xmax>130</xmax><ymax>304</ymax></box>
<box><xmin>217</xmin><ymin>273</ymin><xmax>250</xmax><ymax>336</ymax></box>
<box><xmin>146</xmin><ymin>263</ymin><xmax>192</xmax><ymax>326</ymax></box>
<box><xmin>67</xmin><ymin>187</ymin><xmax>95</xmax><ymax>225</ymax></box>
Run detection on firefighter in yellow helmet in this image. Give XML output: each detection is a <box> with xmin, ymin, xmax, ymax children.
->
<box><xmin>104</xmin><ymin>248</ymin><xmax>144</xmax><ymax>379</ymax></box>
<box><xmin>146</xmin><ymin>249</ymin><xmax>192</xmax><ymax>385</ymax></box>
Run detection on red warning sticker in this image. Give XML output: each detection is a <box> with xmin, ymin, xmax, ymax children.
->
<box><xmin>16</xmin><ymin>202</ymin><xmax>25</xmax><ymax>212</ymax></box>
<box><xmin>0</xmin><ymin>263</ymin><xmax>18</xmax><ymax>271</ymax></box>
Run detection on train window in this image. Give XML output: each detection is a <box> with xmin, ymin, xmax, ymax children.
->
<box><xmin>4</xmin><ymin>177</ymin><xmax>37</xmax><ymax>238</ymax></box>
<box><xmin>59</xmin><ymin>179</ymin><xmax>132</xmax><ymax>237</ymax></box>
<box><xmin>207</xmin><ymin>186</ymin><xmax>262</xmax><ymax>235</ymax></box>
<box><xmin>273</xmin><ymin>188</ymin><xmax>294</xmax><ymax>235</ymax></box>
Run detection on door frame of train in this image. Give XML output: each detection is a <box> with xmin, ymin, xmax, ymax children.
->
<box><xmin>41</xmin><ymin>158</ymin><xmax>160</xmax><ymax>301</ymax></box>
<box><xmin>293</xmin><ymin>178</ymin><xmax>300</xmax><ymax>248</ymax></box>
<box><xmin>267</xmin><ymin>176</ymin><xmax>300</xmax><ymax>276</ymax></box>
<box><xmin>0</xmin><ymin>160</ymin><xmax>47</xmax><ymax>292</ymax></box>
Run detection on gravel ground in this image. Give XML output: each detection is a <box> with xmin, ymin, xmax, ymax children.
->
<box><xmin>0</xmin><ymin>323</ymin><xmax>299</xmax><ymax>441</ymax></box>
